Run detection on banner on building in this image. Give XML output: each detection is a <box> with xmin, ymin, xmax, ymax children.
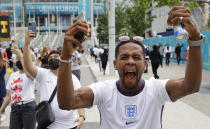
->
<box><xmin>0</xmin><ymin>13</ymin><xmax>10</xmax><ymax>41</ymax></box>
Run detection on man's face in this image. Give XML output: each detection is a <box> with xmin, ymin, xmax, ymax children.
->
<box><xmin>114</xmin><ymin>42</ymin><xmax>146</xmax><ymax>90</ymax></box>
<box><xmin>48</xmin><ymin>53</ymin><xmax>60</xmax><ymax>61</ymax></box>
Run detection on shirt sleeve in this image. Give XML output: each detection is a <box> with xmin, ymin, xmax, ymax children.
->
<box><xmin>35</xmin><ymin>67</ymin><xmax>47</xmax><ymax>82</ymax></box>
<box><xmin>147</xmin><ymin>78</ymin><xmax>172</xmax><ymax>105</ymax></box>
<box><xmin>88</xmin><ymin>82</ymin><xmax>107</xmax><ymax>107</ymax></box>
<box><xmin>72</xmin><ymin>74</ymin><xmax>81</xmax><ymax>90</ymax></box>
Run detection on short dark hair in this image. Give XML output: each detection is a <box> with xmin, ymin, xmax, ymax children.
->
<box><xmin>115</xmin><ymin>40</ymin><xmax>145</xmax><ymax>59</ymax></box>
<box><xmin>48</xmin><ymin>50</ymin><xmax>61</xmax><ymax>58</ymax></box>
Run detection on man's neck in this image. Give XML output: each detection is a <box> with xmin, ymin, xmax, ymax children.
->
<box><xmin>51</xmin><ymin>69</ymin><xmax>59</xmax><ymax>76</ymax></box>
<box><xmin>19</xmin><ymin>70</ymin><xmax>24</xmax><ymax>74</ymax></box>
<box><xmin>119</xmin><ymin>79</ymin><xmax>143</xmax><ymax>94</ymax></box>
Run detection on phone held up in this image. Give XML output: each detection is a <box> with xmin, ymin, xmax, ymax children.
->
<box><xmin>73</xmin><ymin>13</ymin><xmax>88</xmax><ymax>48</ymax></box>
<box><xmin>28</xmin><ymin>22</ymin><xmax>37</xmax><ymax>38</ymax></box>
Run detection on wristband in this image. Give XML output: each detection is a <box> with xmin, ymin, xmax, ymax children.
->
<box><xmin>79</xmin><ymin>115</ymin><xmax>86</xmax><ymax>120</ymax></box>
<box><xmin>60</xmin><ymin>59</ymin><xmax>72</xmax><ymax>63</ymax></box>
<box><xmin>187</xmin><ymin>34</ymin><xmax>205</xmax><ymax>46</ymax></box>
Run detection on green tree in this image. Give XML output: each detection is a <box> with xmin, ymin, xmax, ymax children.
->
<box><xmin>97</xmin><ymin>3</ymin><xmax>127</xmax><ymax>44</ymax></box>
<box><xmin>115</xmin><ymin>3</ymin><xmax>127</xmax><ymax>40</ymax></box>
<box><xmin>208</xmin><ymin>18</ymin><xmax>210</xmax><ymax>29</ymax></box>
<box><xmin>96</xmin><ymin>0</ymin><xmax>199</xmax><ymax>44</ymax></box>
<box><xmin>124</xmin><ymin>6</ymin><xmax>151</xmax><ymax>37</ymax></box>
<box><xmin>96</xmin><ymin>13</ymin><xmax>109</xmax><ymax>44</ymax></box>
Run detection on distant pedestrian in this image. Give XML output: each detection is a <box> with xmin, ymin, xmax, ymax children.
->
<box><xmin>72</xmin><ymin>47</ymin><xmax>81</xmax><ymax>80</ymax></box>
<box><xmin>90</xmin><ymin>47</ymin><xmax>94</xmax><ymax>61</ymax></box>
<box><xmin>96</xmin><ymin>46</ymin><xmax>104</xmax><ymax>71</ymax></box>
<box><xmin>158</xmin><ymin>43</ymin><xmax>164</xmax><ymax>67</ymax></box>
<box><xmin>150</xmin><ymin>45</ymin><xmax>161</xmax><ymax>79</ymax></box>
<box><xmin>175</xmin><ymin>43</ymin><xmax>183</xmax><ymax>65</ymax></box>
<box><xmin>93</xmin><ymin>45</ymin><xmax>98</xmax><ymax>62</ymax></box>
<box><xmin>164</xmin><ymin>44</ymin><xmax>172</xmax><ymax>66</ymax></box>
<box><xmin>100</xmin><ymin>48</ymin><xmax>108</xmax><ymax>75</ymax></box>
<box><xmin>6</xmin><ymin>44</ymin><xmax>13</xmax><ymax>68</ymax></box>
<box><xmin>144</xmin><ymin>45</ymin><xmax>150</xmax><ymax>73</ymax></box>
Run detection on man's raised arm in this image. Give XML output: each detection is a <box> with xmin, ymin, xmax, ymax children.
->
<box><xmin>166</xmin><ymin>6</ymin><xmax>203</xmax><ymax>101</ymax></box>
<box><xmin>23</xmin><ymin>30</ymin><xmax>38</xmax><ymax>78</ymax></box>
<box><xmin>57</xmin><ymin>22</ymin><xmax>94</xmax><ymax>110</ymax></box>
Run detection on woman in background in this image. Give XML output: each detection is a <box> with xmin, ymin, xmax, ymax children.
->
<box><xmin>0</xmin><ymin>52</ymin><xmax>7</xmax><ymax>122</ymax></box>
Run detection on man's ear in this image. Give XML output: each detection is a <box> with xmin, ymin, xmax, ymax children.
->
<box><xmin>113</xmin><ymin>60</ymin><xmax>117</xmax><ymax>70</ymax></box>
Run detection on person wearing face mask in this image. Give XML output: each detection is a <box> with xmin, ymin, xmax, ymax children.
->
<box><xmin>0</xmin><ymin>49</ymin><xmax>36</xmax><ymax>129</ymax></box>
<box><xmin>23</xmin><ymin>30</ymin><xmax>86</xmax><ymax>129</ymax></box>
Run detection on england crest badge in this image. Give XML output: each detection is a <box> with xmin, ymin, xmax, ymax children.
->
<box><xmin>125</xmin><ymin>105</ymin><xmax>137</xmax><ymax>119</ymax></box>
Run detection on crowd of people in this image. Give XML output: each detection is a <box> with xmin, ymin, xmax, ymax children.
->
<box><xmin>0</xmin><ymin>34</ymin><xmax>86</xmax><ymax>129</ymax></box>
<box><xmin>89</xmin><ymin>45</ymin><xmax>109</xmax><ymax>75</ymax></box>
<box><xmin>0</xmin><ymin>6</ymin><xmax>204</xmax><ymax>129</ymax></box>
<box><xmin>143</xmin><ymin>42</ymin><xmax>185</xmax><ymax>79</ymax></box>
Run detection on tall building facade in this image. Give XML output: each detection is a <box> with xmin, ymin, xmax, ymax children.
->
<box><xmin>0</xmin><ymin>0</ymin><xmax>103</xmax><ymax>31</ymax></box>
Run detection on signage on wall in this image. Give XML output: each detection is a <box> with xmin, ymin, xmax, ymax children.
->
<box><xmin>0</xmin><ymin>13</ymin><xmax>10</xmax><ymax>41</ymax></box>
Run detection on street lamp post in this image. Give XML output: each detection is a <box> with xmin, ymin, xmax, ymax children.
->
<box><xmin>90</xmin><ymin>0</ymin><xmax>94</xmax><ymax>46</ymax></box>
<box><xmin>108</xmin><ymin>0</ymin><xmax>115</xmax><ymax>76</ymax></box>
<box><xmin>48</xmin><ymin>6</ymin><xmax>50</xmax><ymax>46</ymax></box>
<box><xmin>13</xmin><ymin>0</ymin><xmax>16</xmax><ymax>40</ymax></box>
<box><xmin>83</xmin><ymin>0</ymin><xmax>86</xmax><ymax>16</ymax></box>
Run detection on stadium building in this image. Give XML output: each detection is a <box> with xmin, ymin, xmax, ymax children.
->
<box><xmin>0</xmin><ymin>0</ymin><xmax>104</xmax><ymax>32</ymax></box>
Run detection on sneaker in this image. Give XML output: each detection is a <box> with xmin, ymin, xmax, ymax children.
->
<box><xmin>0</xmin><ymin>113</ymin><xmax>6</xmax><ymax>121</ymax></box>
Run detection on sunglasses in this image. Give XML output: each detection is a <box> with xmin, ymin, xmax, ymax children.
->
<box><xmin>119</xmin><ymin>36</ymin><xmax>144</xmax><ymax>42</ymax></box>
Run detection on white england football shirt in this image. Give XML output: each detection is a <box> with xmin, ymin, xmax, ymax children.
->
<box><xmin>89</xmin><ymin>77</ymin><xmax>171</xmax><ymax>129</ymax></box>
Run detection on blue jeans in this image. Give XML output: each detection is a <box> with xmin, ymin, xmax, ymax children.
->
<box><xmin>10</xmin><ymin>101</ymin><xmax>36</xmax><ymax>129</ymax></box>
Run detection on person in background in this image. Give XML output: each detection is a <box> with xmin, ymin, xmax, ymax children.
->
<box><xmin>100</xmin><ymin>48</ymin><xmax>108</xmax><ymax>75</ymax></box>
<box><xmin>72</xmin><ymin>47</ymin><xmax>82</xmax><ymax>80</ymax></box>
<box><xmin>150</xmin><ymin>45</ymin><xmax>161</xmax><ymax>79</ymax></box>
<box><xmin>164</xmin><ymin>44</ymin><xmax>172</xmax><ymax>66</ymax></box>
<box><xmin>0</xmin><ymin>52</ymin><xmax>7</xmax><ymax>122</ymax></box>
<box><xmin>0</xmin><ymin>44</ymin><xmax>7</xmax><ymax>59</ymax></box>
<box><xmin>0</xmin><ymin>48</ymin><xmax>36</xmax><ymax>129</ymax></box>
<box><xmin>39</xmin><ymin>46</ymin><xmax>49</xmax><ymax>68</ymax></box>
<box><xmin>93</xmin><ymin>45</ymin><xmax>98</xmax><ymax>63</ymax></box>
<box><xmin>23</xmin><ymin>30</ymin><xmax>85</xmax><ymax>129</ymax></box>
<box><xmin>90</xmin><ymin>47</ymin><xmax>95</xmax><ymax>61</ymax></box>
<box><xmin>144</xmin><ymin>45</ymin><xmax>150</xmax><ymax>73</ymax></box>
<box><xmin>96</xmin><ymin>46</ymin><xmax>104</xmax><ymax>71</ymax></box>
<box><xmin>175</xmin><ymin>43</ymin><xmax>183</xmax><ymax>65</ymax></box>
<box><xmin>6</xmin><ymin>44</ymin><xmax>13</xmax><ymax>68</ymax></box>
<box><xmin>11</xmin><ymin>47</ymin><xmax>18</xmax><ymax>72</ymax></box>
<box><xmin>158</xmin><ymin>43</ymin><xmax>164</xmax><ymax>67</ymax></box>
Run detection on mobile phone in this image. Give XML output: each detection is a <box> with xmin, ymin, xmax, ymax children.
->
<box><xmin>28</xmin><ymin>22</ymin><xmax>37</xmax><ymax>37</ymax></box>
<box><xmin>73</xmin><ymin>13</ymin><xmax>87</xmax><ymax>47</ymax></box>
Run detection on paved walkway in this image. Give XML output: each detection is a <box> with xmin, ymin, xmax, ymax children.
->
<box><xmin>85</xmin><ymin>54</ymin><xmax>210</xmax><ymax>129</ymax></box>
